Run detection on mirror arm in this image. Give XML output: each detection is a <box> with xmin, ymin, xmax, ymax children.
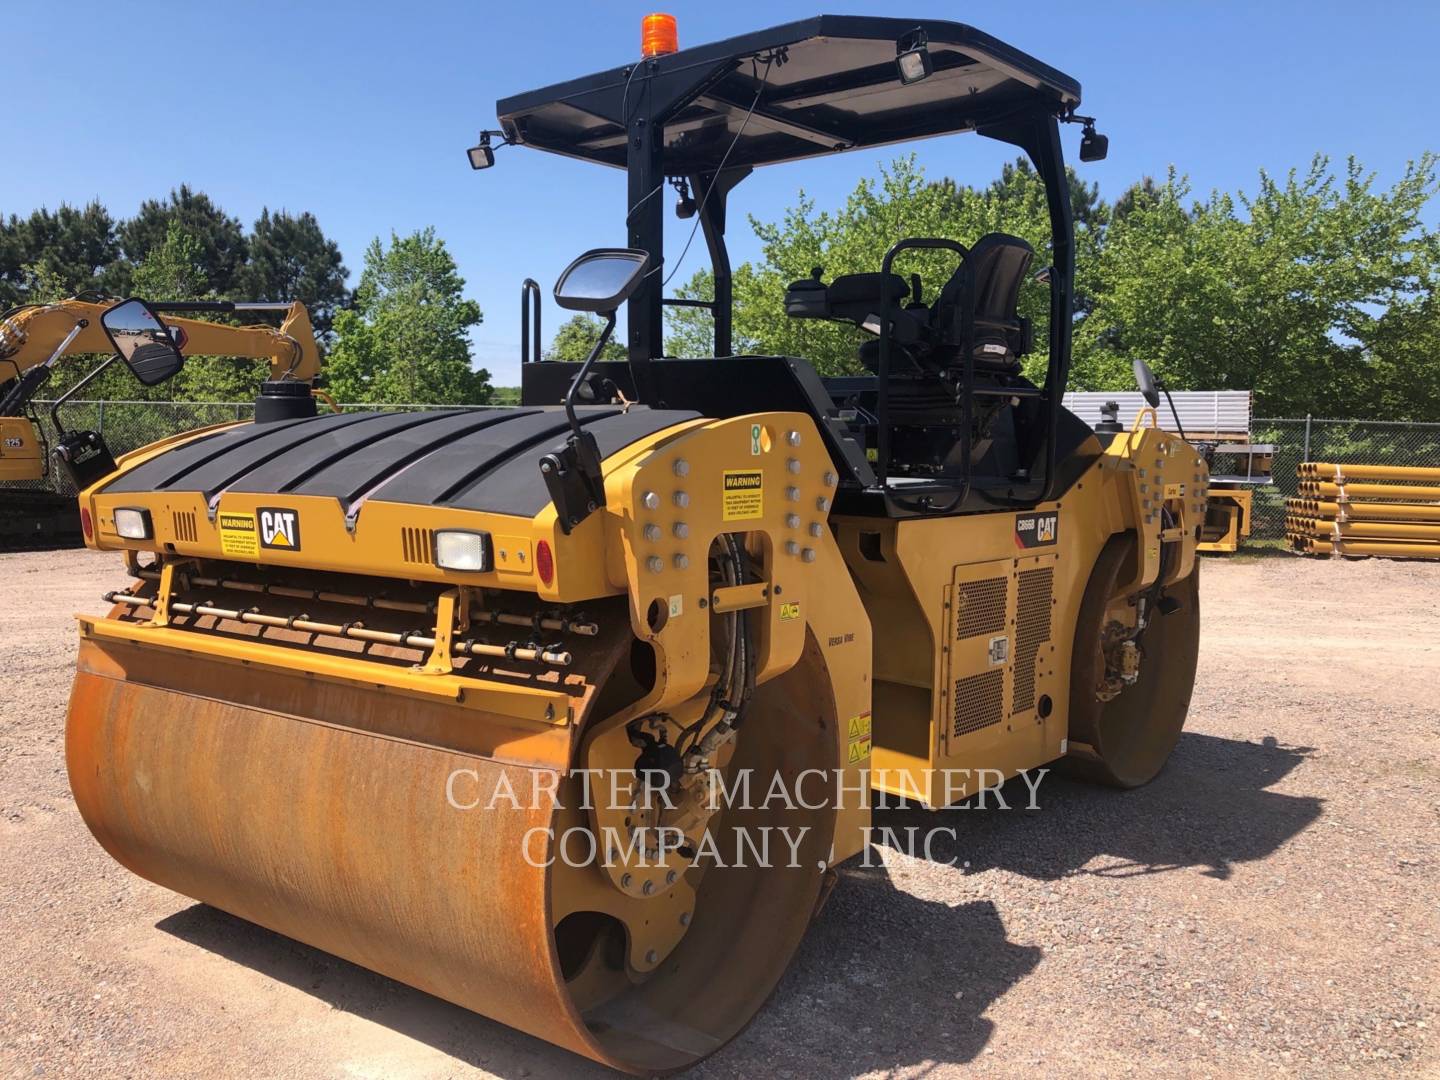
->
<box><xmin>563</xmin><ymin>311</ymin><xmax>616</xmax><ymax>439</ymax></box>
<box><xmin>543</xmin><ymin>312</ymin><xmax>617</xmax><ymax>534</ymax></box>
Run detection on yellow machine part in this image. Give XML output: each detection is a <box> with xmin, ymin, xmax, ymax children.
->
<box><xmin>835</xmin><ymin>409</ymin><xmax>1205</xmax><ymax>800</ymax></box>
<box><xmin>0</xmin><ymin>415</ymin><xmax>43</xmax><ymax>482</ymax></box>
<box><xmin>1197</xmin><ymin>486</ymin><xmax>1252</xmax><ymax>553</ymax></box>
<box><xmin>65</xmin><ymin>402</ymin><xmax>1204</xmax><ymax>1069</ymax></box>
<box><xmin>67</xmin><ymin>409</ymin><xmax>872</xmax><ymax>1073</ymax></box>
<box><xmin>1</xmin><ymin>298</ymin><xmax>322</xmax><ymax>383</ymax></box>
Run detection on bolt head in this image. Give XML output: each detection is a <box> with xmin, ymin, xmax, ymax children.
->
<box><xmin>785</xmin><ymin>513</ymin><xmax>800</xmax><ymax>529</ymax></box>
<box><xmin>673</xmin><ymin>491</ymin><xmax>690</xmax><ymax>508</ymax></box>
<box><xmin>646</xmin><ymin>556</ymin><xmax>664</xmax><ymax>574</ymax></box>
<box><xmin>679</xmin><ymin>911</ymin><xmax>691</xmax><ymax>926</ymax></box>
<box><xmin>784</xmin><ymin>540</ymin><xmax>800</xmax><ymax>556</ymax></box>
<box><xmin>809</xmin><ymin>522</ymin><xmax>823</xmax><ymax>537</ymax></box>
<box><xmin>786</xmin><ymin>429</ymin><xmax>801</xmax><ymax>447</ymax></box>
<box><xmin>786</xmin><ymin>457</ymin><xmax>802</xmax><ymax>474</ymax></box>
<box><xmin>823</xmin><ymin>470</ymin><xmax>837</xmax><ymax>487</ymax></box>
<box><xmin>816</xmin><ymin>496</ymin><xmax>832</xmax><ymax>512</ymax></box>
<box><xmin>673</xmin><ymin>458</ymin><xmax>689</xmax><ymax>477</ymax></box>
<box><xmin>642</xmin><ymin>490</ymin><xmax>660</xmax><ymax>510</ymax></box>
<box><xmin>643</xmin><ymin>524</ymin><xmax>661</xmax><ymax>542</ymax></box>
<box><xmin>642</xmin><ymin>879</ymin><xmax>655</xmax><ymax>896</ymax></box>
<box><xmin>801</xmin><ymin>547</ymin><xmax>817</xmax><ymax>563</ymax></box>
<box><xmin>673</xmin><ymin>553</ymin><xmax>689</xmax><ymax>570</ymax></box>
<box><xmin>645</xmin><ymin>949</ymin><xmax>659</xmax><ymax>964</ymax></box>
<box><xmin>785</xmin><ymin>486</ymin><xmax>800</xmax><ymax>502</ymax></box>
<box><xmin>672</xmin><ymin>522</ymin><xmax>689</xmax><ymax>539</ymax></box>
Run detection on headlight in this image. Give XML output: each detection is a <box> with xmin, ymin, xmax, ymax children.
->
<box><xmin>114</xmin><ymin>507</ymin><xmax>152</xmax><ymax>540</ymax></box>
<box><xmin>434</xmin><ymin>530</ymin><xmax>492</xmax><ymax>572</ymax></box>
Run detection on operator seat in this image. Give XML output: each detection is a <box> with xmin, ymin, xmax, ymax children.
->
<box><xmin>926</xmin><ymin>231</ymin><xmax>1034</xmax><ymax>373</ymax></box>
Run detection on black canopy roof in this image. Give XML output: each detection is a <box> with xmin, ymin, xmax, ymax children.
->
<box><xmin>496</xmin><ymin>15</ymin><xmax>1081</xmax><ymax>174</ymax></box>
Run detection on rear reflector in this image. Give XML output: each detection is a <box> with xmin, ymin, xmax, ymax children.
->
<box><xmin>79</xmin><ymin>506</ymin><xmax>93</xmax><ymax>540</ymax></box>
<box><xmin>536</xmin><ymin>539</ymin><xmax>554</xmax><ymax>586</ymax></box>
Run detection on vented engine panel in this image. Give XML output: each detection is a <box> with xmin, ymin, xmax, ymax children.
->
<box><xmin>943</xmin><ymin>554</ymin><xmax>1058</xmax><ymax>758</ymax></box>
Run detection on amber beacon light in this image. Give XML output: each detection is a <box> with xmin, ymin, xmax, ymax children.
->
<box><xmin>641</xmin><ymin>13</ymin><xmax>678</xmax><ymax>57</ymax></box>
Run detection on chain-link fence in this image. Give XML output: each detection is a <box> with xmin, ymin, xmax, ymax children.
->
<box><xmin>1249</xmin><ymin>417</ymin><xmax>1440</xmax><ymax>539</ymax></box>
<box><xmin>10</xmin><ymin>401</ymin><xmax>1440</xmax><ymax>543</ymax></box>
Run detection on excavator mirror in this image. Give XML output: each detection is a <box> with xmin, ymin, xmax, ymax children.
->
<box><xmin>101</xmin><ymin>298</ymin><xmax>185</xmax><ymax>386</ymax></box>
<box><xmin>553</xmin><ymin>248</ymin><xmax>649</xmax><ymax>314</ymax></box>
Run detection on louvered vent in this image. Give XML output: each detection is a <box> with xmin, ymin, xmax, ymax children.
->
<box><xmin>172</xmin><ymin>510</ymin><xmax>198</xmax><ymax>543</ymax></box>
<box><xmin>956</xmin><ymin>577</ymin><xmax>1007</xmax><ymax>639</ymax></box>
<box><xmin>1013</xmin><ymin>566</ymin><xmax>1054</xmax><ymax>713</ymax></box>
<box><xmin>953</xmin><ymin>668</ymin><xmax>1004</xmax><ymax>738</ymax></box>
<box><xmin>401</xmin><ymin>527</ymin><xmax>433</xmax><ymax>565</ymax></box>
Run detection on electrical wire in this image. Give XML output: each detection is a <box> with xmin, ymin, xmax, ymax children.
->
<box><xmin>655</xmin><ymin>53</ymin><xmax>776</xmax><ymax>287</ymax></box>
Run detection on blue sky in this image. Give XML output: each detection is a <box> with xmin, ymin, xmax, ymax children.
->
<box><xmin>7</xmin><ymin>1</ymin><xmax>1437</xmax><ymax>386</ymax></box>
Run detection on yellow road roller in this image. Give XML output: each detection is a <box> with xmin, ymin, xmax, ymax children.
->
<box><xmin>66</xmin><ymin>15</ymin><xmax>1206</xmax><ymax>1073</ymax></box>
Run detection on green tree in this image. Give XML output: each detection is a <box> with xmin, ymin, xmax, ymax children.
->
<box><xmin>117</xmin><ymin>185</ymin><xmax>248</xmax><ymax>296</ymax></box>
<box><xmin>238</xmin><ymin>209</ymin><xmax>350</xmax><ymax>339</ymax></box>
<box><xmin>546</xmin><ymin>313</ymin><xmax>627</xmax><ymax>362</ymax></box>
<box><xmin>1075</xmin><ymin>155</ymin><xmax>1440</xmax><ymax>417</ymax></box>
<box><xmin>326</xmin><ymin>228</ymin><xmax>490</xmax><ymax>404</ymax></box>
<box><xmin>0</xmin><ymin>202</ymin><xmax>120</xmax><ymax>307</ymax></box>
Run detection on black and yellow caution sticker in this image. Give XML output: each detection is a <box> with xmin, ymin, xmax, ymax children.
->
<box><xmin>722</xmin><ymin>469</ymin><xmax>764</xmax><ymax>521</ymax></box>
<box><xmin>218</xmin><ymin>512</ymin><xmax>257</xmax><ymax>558</ymax></box>
<box><xmin>846</xmin><ymin>712</ymin><xmax>872</xmax><ymax>763</ymax></box>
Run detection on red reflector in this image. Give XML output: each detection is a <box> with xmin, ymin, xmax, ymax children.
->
<box><xmin>536</xmin><ymin>539</ymin><xmax>555</xmax><ymax>586</ymax></box>
<box><xmin>79</xmin><ymin>506</ymin><xmax>93</xmax><ymax>540</ymax></box>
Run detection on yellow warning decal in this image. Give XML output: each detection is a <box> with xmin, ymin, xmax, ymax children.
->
<box><xmin>779</xmin><ymin>601</ymin><xmax>801</xmax><ymax>621</ymax></box>
<box><xmin>846</xmin><ymin>712</ymin><xmax>872</xmax><ymax>763</ymax></box>
<box><xmin>218</xmin><ymin>512</ymin><xmax>257</xmax><ymax>558</ymax></box>
<box><xmin>722</xmin><ymin>469</ymin><xmax>764</xmax><ymax>521</ymax></box>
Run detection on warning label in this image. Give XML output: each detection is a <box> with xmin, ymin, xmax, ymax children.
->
<box><xmin>846</xmin><ymin>712</ymin><xmax>872</xmax><ymax>763</ymax></box>
<box><xmin>779</xmin><ymin>601</ymin><xmax>801</xmax><ymax>621</ymax></box>
<box><xmin>722</xmin><ymin>469</ymin><xmax>764</xmax><ymax>521</ymax></box>
<box><xmin>218</xmin><ymin>512</ymin><xmax>258</xmax><ymax>558</ymax></box>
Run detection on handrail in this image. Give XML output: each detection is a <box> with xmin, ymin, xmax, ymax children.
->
<box><xmin>520</xmin><ymin>279</ymin><xmax>542</xmax><ymax>364</ymax></box>
<box><xmin>876</xmin><ymin>237</ymin><xmax>967</xmax><ymax>500</ymax></box>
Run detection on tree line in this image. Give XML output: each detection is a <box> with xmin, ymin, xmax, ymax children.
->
<box><xmin>13</xmin><ymin>151</ymin><xmax>1439</xmax><ymax>420</ymax></box>
<box><xmin>1</xmin><ymin>187</ymin><xmax>491</xmax><ymax>404</ymax></box>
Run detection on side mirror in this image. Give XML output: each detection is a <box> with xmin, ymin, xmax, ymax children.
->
<box><xmin>1079</xmin><ymin>124</ymin><xmax>1109</xmax><ymax>162</ymax></box>
<box><xmin>1132</xmin><ymin>357</ymin><xmax>1161</xmax><ymax>409</ymax></box>
<box><xmin>101</xmin><ymin>298</ymin><xmax>185</xmax><ymax>386</ymax></box>
<box><xmin>553</xmin><ymin>248</ymin><xmax>650</xmax><ymax>315</ymax></box>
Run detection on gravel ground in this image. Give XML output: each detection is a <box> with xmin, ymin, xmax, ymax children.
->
<box><xmin>2</xmin><ymin>548</ymin><xmax>1437</xmax><ymax>1078</ymax></box>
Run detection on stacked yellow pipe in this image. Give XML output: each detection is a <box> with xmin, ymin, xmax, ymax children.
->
<box><xmin>1287</xmin><ymin>462</ymin><xmax>1440</xmax><ymax>560</ymax></box>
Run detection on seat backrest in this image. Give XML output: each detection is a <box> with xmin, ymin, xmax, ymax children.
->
<box><xmin>930</xmin><ymin>232</ymin><xmax>1034</xmax><ymax>363</ymax></box>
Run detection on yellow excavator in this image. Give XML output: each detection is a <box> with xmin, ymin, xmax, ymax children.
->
<box><xmin>0</xmin><ymin>296</ymin><xmax>321</xmax><ymax>547</ymax></box>
<box><xmin>64</xmin><ymin>15</ymin><xmax>1207</xmax><ymax>1074</ymax></box>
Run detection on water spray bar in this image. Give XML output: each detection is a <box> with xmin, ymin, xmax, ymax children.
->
<box><xmin>103</xmin><ymin>590</ymin><xmax>572</xmax><ymax>666</ymax></box>
<box><xmin>131</xmin><ymin>568</ymin><xmax>598</xmax><ymax>636</ymax></box>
